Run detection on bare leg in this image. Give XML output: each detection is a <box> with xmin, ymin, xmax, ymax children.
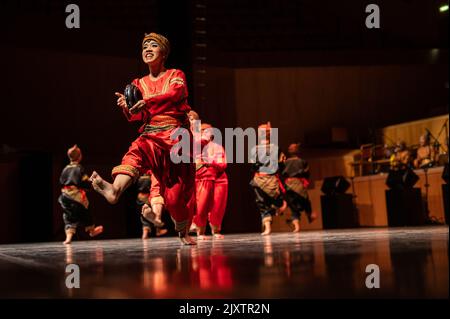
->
<box><xmin>142</xmin><ymin>204</ymin><xmax>165</xmax><ymax>227</ymax></box>
<box><xmin>142</xmin><ymin>226</ymin><xmax>150</xmax><ymax>239</ymax></box>
<box><xmin>261</xmin><ymin>219</ymin><xmax>272</xmax><ymax>236</ymax></box>
<box><xmin>292</xmin><ymin>219</ymin><xmax>301</xmax><ymax>233</ymax></box>
<box><xmin>90</xmin><ymin>172</ymin><xmax>132</xmax><ymax>204</ymax></box>
<box><xmin>276</xmin><ymin>200</ymin><xmax>288</xmax><ymax>216</ymax></box>
<box><xmin>151</xmin><ymin>203</ymin><xmax>164</xmax><ymax>227</ymax></box>
<box><xmin>179</xmin><ymin>226</ymin><xmax>197</xmax><ymax>245</ymax></box>
<box><xmin>197</xmin><ymin>226</ymin><xmax>208</xmax><ymax>241</ymax></box>
<box><xmin>63</xmin><ymin>228</ymin><xmax>76</xmax><ymax>245</ymax></box>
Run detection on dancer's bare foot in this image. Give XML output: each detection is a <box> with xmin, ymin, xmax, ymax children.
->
<box><xmin>197</xmin><ymin>234</ymin><xmax>208</xmax><ymax>241</ymax></box>
<box><xmin>189</xmin><ymin>222</ymin><xmax>198</xmax><ymax>235</ymax></box>
<box><xmin>292</xmin><ymin>219</ymin><xmax>301</xmax><ymax>233</ymax></box>
<box><xmin>90</xmin><ymin>171</ymin><xmax>119</xmax><ymax>204</ymax></box>
<box><xmin>141</xmin><ymin>204</ymin><xmax>155</xmax><ymax>221</ymax></box>
<box><xmin>142</xmin><ymin>227</ymin><xmax>150</xmax><ymax>239</ymax></box>
<box><xmin>308</xmin><ymin>211</ymin><xmax>318</xmax><ymax>223</ymax></box>
<box><xmin>261</xmin><ymin>220</ymin><xmax>272</xmax><ymax>236</ymax></box>
<box><xmin>179</xmin><ymin>232</ymin><xmax>197</xmax><ymax>245</ymax></box>
<box><xmin>276</xmin><ymin>200</ymin><xmax>288</xmax><ymax>215</ymax></box>
<box><xmin>213</xmin><ymin>233</ymin><xmax>224</xmax><ymax>240</ymax></box>
<box><xmin>156</xmin><ymin>228</ymin><xmax>168</xmax><ymax>237</ymax></box>
<box><xmin>141</xmin><ymin>204</ymin><xmax>165</xmax><ymax>227</ymax></box>
<box><xmin>63</xmin><ymin>229</ymin><xmax>75</xmax><ymax>245</ymax></box>
<box><xmin>152</xmin><ymin>204</ymin><xmax>164</xmax><ymax>228</ymax></box>
<box><xmin>89</xmin><ymin>225</ymin><xmax>103</xmax><ymax>237</ymax></box>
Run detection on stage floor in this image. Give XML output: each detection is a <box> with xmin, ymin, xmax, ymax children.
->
<box><xmin>0</xmin><ymin>226</ymin><xmax>448</xmax><ymax>298</ymax></box>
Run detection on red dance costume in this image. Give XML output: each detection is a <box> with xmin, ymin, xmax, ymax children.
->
<box><xmin>193</xmin><ymin>141</ymin><xmax>228</xmax><ymax>233</ymax></box>
<box><xmin>113</xmin><ymin>69</ymin><xmax>195</xmax><ymax>232</ymax></box>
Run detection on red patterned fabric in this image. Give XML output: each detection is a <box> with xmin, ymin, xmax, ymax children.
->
<box><xmin>113</xmin><ymin>69</ymin><xmax>195</xmax><ymax>226</ymax></box>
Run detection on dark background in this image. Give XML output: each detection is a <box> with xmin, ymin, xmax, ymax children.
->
<box><xmin>0</xmin><ymin>0</ymin><xmax>448</xmax><ymax>243</ymax></box>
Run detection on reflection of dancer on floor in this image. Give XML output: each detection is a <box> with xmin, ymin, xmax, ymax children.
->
<box><xmin>280</xmin><ymin>143</ymin><xmax>317</xmax><ymax>232</ymax></box>
<box><xmin>89</xmin><ymin>33</ymin><xmax>196</xmax><ymax>245</ymax></box>
<box><xmin>250</xmin><ymin>122</ymin><xmax>287</xmax><ymax>236</ymax></box>
<box><xmin>136</xmin><ymin>172</ymin><xmax>168</xmax><ymax>239</ymax></box>
<box><xmin>190</xmin><ymin>123</ymin><xmax>228</xmax><ymax>240</ymax></box>
<box><xmin>58</xmin><ymin>145</ymin><xmax>103</xmax><ymax>244</ymax></box>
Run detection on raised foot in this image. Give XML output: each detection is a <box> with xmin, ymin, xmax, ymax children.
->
<box><xmin>307</xmin><ymin>211</ymin><xmax>318</xmax><ymax>223</ymax></box>
<box><xmin>156</xmin><ymin>228</ymin><xmax>168</xmax><ymax>237</ymax></box>
<box><xmin>89</xmin><ymin>171</ymin><xmax>119</xmax><ymax>204</ymax></box>
<box><xmin>141</xmin><ymin>204</ymin><xmax>165</xmax><ymax>227</ymax></box>
<box><xmin>89</xmin><ymin>225</ymin><xmax>104</xmax><ymax>237</ymax></box>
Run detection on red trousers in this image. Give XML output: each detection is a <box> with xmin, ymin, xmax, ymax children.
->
<box><xmin>193</xmin><ymin>179</ymin><xmax>214</xmax><ymax>229</ymax></box>
<box><xmin>210</xmin><ymin>174</ymin><xmax>228</xmax><ymax>230</ymax></box>
<box><xmin>112</xmin><ymin>128</ymin><xmax>196</xmax><ymax>231</ymax></box>
<box><xmin>193</xmin><ymin>173</ymin><xmax>228</xmax><ymax>232</ymax></box>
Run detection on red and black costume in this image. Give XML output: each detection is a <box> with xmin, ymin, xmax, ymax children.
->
<box><xmin>58</xmin><ymin>159</ymin><xmax>97</xmax><ymax>234</ymax></box>
<box><xmin>280</xmin><ymin>157</ymin><xmax>314</xmax><ymax>222</ymax></box>
<box><xmin>113</xmin><ymin>66</ymin><xmax>196</xmax><ymax>234</ymax></box>
<box><xmin>250</xmin><ymin>143</ymin><xmax>285</xmax><ymax>223</ymax></box>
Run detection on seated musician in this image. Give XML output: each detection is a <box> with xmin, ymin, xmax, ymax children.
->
<box><xmin>413</xmin><ymin>134</ymin><xmax>436</xmax><ymax>169</ymax></box>
<box><xmin>390</xmin><ymin>141</ymin><xmax>411</xmax><ymax>170</ymax></box>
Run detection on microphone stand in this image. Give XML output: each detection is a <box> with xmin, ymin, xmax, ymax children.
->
<box><xmin>431</xmin><ymin>119</ymin><xmax>449</xmax><ymax>156</ymax></box>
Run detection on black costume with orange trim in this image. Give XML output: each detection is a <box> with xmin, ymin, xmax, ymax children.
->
<box><xmin>58</xmin><ymin>163</ymin><xmax>95</xmax><ymax>231</ymax></box>
<box><xmin>250</xmin><ymin>143</ymin><xmax>285</xmax><ymax>222</ymax></box>
<box><xmin>280</xmin><ymin>157</ymin><xmax>313</xmax><ymax>222</ymax></box>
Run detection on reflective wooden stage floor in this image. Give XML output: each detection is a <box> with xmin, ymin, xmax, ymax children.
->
<box><xmin>0</xmin><ymin>227</ymin><xmax>448</xmax><ymax>298</ymax></box>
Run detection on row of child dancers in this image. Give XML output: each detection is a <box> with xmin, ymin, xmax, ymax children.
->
<box><xmin>57</xmin><ymin>32</ymin><xmax>315</xmax><ymax>245</ymax></box>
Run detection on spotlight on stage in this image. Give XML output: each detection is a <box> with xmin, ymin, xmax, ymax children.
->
<box><xmin>385</xmin><ymin>168</ymin><xmax>425</xmax><ymax>226</ymax></box>
<box><xmin>320</xmin><ymin>176</ymin><xmax>358</xmax><ymax>229</ymax></box>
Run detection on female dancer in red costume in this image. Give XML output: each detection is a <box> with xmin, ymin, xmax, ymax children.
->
<box><xmin>90</xmin><ymin>33</ymin><xmax>196</xmax><ymax>245</ymax></box>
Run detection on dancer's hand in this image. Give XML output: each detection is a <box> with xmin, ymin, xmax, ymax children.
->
<box><xmin>115</xmin><ymin>92</ymin><xmax>127</xmax><ymax>110</ymax></box>
<box><xmin>129</xmin><ymin>99</ymin><xmax>146</xmax><ymax>114</ymax></box>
